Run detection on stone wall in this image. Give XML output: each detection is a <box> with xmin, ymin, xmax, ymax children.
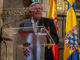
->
<box><xmin>3</xmin><ymin>0</ymin><xmax>27</xmax><ymax>27</ymax></box>
<box><xmin>0</xmin><ymin>0</ymin><xmax>3</xmax><ymax>59</ymax></box>
<box><xmin>1</xmin><ymin>0</ymin><xmax>31</xmax><ymax>60</ymax></box>
<box><xmin>39</xmin><ymin>0</ymin><xmax>50</xmax><ymax>17</ymax></box>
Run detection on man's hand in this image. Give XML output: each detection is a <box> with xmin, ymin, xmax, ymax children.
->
<box><xmin>40</xmin><ymin>27</ymin><xmax>50</xmax><ymax>33</ymax></box>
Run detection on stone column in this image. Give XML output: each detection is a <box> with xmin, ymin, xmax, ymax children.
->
<box><xmin>1</xmin><ymin>41</ymin><xmax>13</xmax><ymax>60</ymax></box>
<box><xmin>0</xmin><ymin>0</ymin><xmax>3</xmax><ymax>60</ymax></box>
<box><xmin>1</xmin><ymin>26</ymin><xmax>16</xmax><ymax>60</ymax></box>
<box><xmin>0</xmin><ymin>0</ymin><xmax>3</xmax><ymax>29</ymax></box>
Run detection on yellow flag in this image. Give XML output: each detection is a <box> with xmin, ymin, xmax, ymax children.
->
<box><xmin>64</xmin><ymin>0</ymin><xmax>79</xmax><ymax>60</ymax></box>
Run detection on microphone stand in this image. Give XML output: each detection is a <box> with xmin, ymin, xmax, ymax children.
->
<box><xmin>43</xmin><ymin>26</ymin><xmax>55</xmax><ymax>45</ymax></box>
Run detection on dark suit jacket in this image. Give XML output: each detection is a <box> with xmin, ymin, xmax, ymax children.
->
<box><xmin>19</xmin><ymin>17</ymin><xmax>59</xmax><ymax>44</ymax></box>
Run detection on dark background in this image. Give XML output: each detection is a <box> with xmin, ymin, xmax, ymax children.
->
<box><xmin>76</xmin><ymin>0</ymin><xmax>80</xmax><ymax>9</ymax></box>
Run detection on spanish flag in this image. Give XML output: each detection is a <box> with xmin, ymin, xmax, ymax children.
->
<box><xmin>48</xmin><ymin>0</ymin><xmax>58</xmax><ymax>31</ymax></box>
<box><xmin>64</xmin><ymin>0</ymin><xmax>79</xmax><ymax>60</ymax></box>
<box><xmin>48</xmin><ymin>0</ymin><xmax>59</xmax><ymax>60</ymax></box>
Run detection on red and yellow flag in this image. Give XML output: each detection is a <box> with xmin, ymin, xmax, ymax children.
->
<box><xmin>48</xmin><ymin>0</ymin><xmax>58</xmax><ymax>31</ymax></box>
<box><xmin>48</xmin><ymin>0</ymin><xmax>59</xmax><ymax>60</ymax></box>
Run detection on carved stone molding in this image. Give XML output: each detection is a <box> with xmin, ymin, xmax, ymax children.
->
<box><xmin>3</xmin><ymin>8</ymin><xmax>29</xmax><ymax>16</ymax></box>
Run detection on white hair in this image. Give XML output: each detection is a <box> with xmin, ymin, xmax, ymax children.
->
<box><xmin>29</xmin><ymin>2</ymin><xmax>41</xmax><ymax>10</ymax></box>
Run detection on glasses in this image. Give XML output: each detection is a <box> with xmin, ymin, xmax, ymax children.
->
<box><xmin>32</xmin><ymin>8</ymin><xmax>42</xmax><ymax>10</ymax></box>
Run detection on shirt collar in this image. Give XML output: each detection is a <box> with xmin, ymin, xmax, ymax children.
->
<box><xmin>31</xmin><ymin>17</ymin><xmax>39</xmax><ymax>24</ymax></box>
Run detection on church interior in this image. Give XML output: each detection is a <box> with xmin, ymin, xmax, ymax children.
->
<box><xmin>0</xmin><ymin>0</ymin><xmax>80</xmax><ymax>60</ymax></box>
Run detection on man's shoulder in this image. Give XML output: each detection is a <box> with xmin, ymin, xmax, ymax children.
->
<box><xmin>41</xmin><ymin>17</ymin><xmax>53</xmax><ymax>21</ymax></box>
<box><xmin>19</xmin><ymin>18</ymin><xmax>31</xmax><ymax>27</ymax></box>
<box><xmin>20</xmin><ymin>18</ymin><xmax>31</xmax><ymax>24</ymax></box>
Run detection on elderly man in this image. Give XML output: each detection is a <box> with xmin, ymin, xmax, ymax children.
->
<box><xmin>19</xmin><ymin>2</ymin><xmax>59</xmax><ymax>60</ymax></box>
